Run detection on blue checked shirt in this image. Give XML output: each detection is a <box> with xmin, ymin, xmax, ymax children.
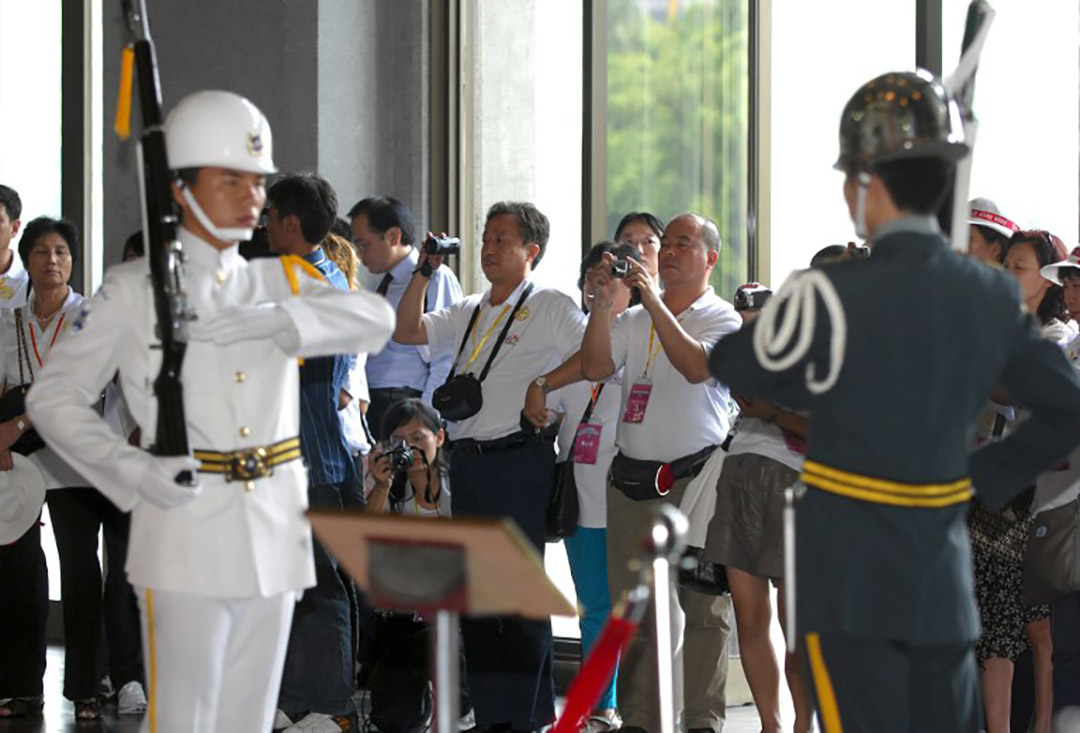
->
<box><xmin>365</xmin><ymin>249</ymin><xmax>463</xmax><ymax>403</ymax></box>
<box><xmin>299</xmin><ymin>249</ymin><xmax>358</xmax><ymax>487</ymax></box>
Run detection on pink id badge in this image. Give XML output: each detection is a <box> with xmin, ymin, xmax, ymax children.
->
<box><xmin>573</xmin><ymin>423</ymin><xmax>602</xmax><ymax>465</ymax></box>
<box><xmin>622</xmin><ymin>379</ymin><xmax>653</xmax><ymax>424</ymax></box>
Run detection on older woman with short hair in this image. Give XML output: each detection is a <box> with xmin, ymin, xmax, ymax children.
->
<box><xmin>0</xmin><ymin>217</ymin><xmax>144</xmax><ymax>720</ymax></box>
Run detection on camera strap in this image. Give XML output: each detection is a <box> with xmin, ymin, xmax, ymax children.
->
<box><xmin>447</xmin><ymin>282</ymin><xmax>534</xmax><ymax>382</ymax></box>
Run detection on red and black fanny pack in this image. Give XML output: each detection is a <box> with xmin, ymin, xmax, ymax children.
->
<box><xmin>610</xmin><ymin>445</ymin><xmax>717</xmax><ymax>501</ymax></box>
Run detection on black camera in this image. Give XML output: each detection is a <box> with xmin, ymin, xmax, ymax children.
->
<box><xmin>611</xmin><ymin>260</ymin><xmax>629</xmax><ymax>278</ymax></box>
<box><xmin>382</xmin><ymin>437</ymin><xmax>414</xmax><ymax>472</ymax></box>
<box><xmin>423</xmin><ymin>234</ymin><xmax>461</xmax><ymax>256</ymax></box>
<box><xmin>734</xmin><ymin>285</ymin><xmax>773</xmax><ymax>312</ymax></box>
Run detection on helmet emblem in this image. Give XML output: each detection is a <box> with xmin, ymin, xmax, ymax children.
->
<box><xmin>247</xmin><ymin>132</ymin><xmax>264</xmax><ymax>157</ymax></box>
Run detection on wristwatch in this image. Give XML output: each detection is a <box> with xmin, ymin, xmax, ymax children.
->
<box><xmin>532</xmin><ymin>376</ymin><xmax>550</xmax><ymax>394</ymax></box>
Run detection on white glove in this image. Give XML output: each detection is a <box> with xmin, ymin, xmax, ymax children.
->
<box><xmin>188</xmin><ymin>304</ymin><xmax>294</xmax><ymax>346</ymax></box>
<box><xmin>137</xmin><ymin>455</ymin><xmax>202</xmax><ymax>510</ymax></box>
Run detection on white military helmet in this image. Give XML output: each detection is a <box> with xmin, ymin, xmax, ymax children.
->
<box><xmin>164</xmin><ymin>90</ymin><xmax>276</xmax><ymax>175</ymax></box>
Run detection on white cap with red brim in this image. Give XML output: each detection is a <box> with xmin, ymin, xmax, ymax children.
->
<box><xmin>0</xmin><ymin>454</ymin><xmax>47</xmax><ymax>545</ymax></box>
<box><xmin>969</xmin><ymin>197</ymin><xmax>1020</xmax><ymax>239</ymax></box>
<box><xmin>1041</xmin><ymin>246</ymin><xmax>1080</xmax><ymax>286</ymax></box>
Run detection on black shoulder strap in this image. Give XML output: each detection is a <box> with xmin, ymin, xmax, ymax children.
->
<box><xmin>477</xmin><ymin>282</ymin><xmax>534</xmax><ymax>382</ymax></box>
<box><xmin>14</xmin><ymin>308</ymin><xmax>31</xmax><ymax>385</ymax></box>
<box><xmin>446</xmin><ymin>302</ymin><xmax>484</xmax><ymax>380</ymax></box>
<box><xmin>567</xmin><ymin>382</ymin><xmax>605</xmax><ymax>458</ymax></box>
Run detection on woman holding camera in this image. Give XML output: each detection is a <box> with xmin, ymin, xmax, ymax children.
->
<box><xmin>363</xmin><ymin>399</ymin><xmax>470</xmax><ymax>733</ymax></box>
<box><xmin>367</xmin><ymin>398</ymin><xmax>451</xmax><ymax>516</ymax></box>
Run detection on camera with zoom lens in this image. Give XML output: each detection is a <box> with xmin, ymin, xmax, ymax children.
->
<box><xmin>423</xmin><ymin>234</ymin><xmax>461</xmax><ymax>256</ymax></box>
<box><xmin>381</xmin><ymin>437</ymin><xmax>414</xmax><ymax>472</ymax></box>
<box><xmin>611</xmin><ymin>259</ymin><xmax>630</xmax><ymax>278</ymax></box>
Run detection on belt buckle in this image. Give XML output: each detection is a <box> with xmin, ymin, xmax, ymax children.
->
<box><xmin>229</xmin><ymin>447</ymin><xmax>271</xmax><ymax>482</ymax></box>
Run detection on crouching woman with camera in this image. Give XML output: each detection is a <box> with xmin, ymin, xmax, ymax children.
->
<box><xmin>363</xmin><ymin>398</ymin><xmax>471</xmax><ymax>733</ymax></box>
<box><xmin>366</xmin><ymin>398</ymin><xmax>451</xmax><ymax>516</ymax></box>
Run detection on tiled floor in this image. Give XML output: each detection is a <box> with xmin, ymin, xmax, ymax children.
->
<box><xmin>0</xmin><ymin>647</ymin><xmax>773</xmax><ymax>733</ymax></box>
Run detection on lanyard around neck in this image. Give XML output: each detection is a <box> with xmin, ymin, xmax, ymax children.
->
<box><xmin>29</xmin><ymin>313</ymin><xmax>65</xmax><ymax>369</ymax></box>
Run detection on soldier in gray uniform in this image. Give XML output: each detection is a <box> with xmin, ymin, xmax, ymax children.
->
<box><xmin>709</xmin><ymin>69</ymin><xmax>1080</xmax><ymax>732</ymax></box>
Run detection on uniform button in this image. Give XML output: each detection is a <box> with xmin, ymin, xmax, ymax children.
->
<box><xmin>244</xmin><ymin>481</ymin><xmax>256</xmax><ymax>493</ymax></box>
<box><xmin>239</xmin><ymin>426</ymin><xmax>251</xmax><ymax>438</ymax></box>
<box><xmin>215</xmin><ymin>269</ymin><xmax>227</xmax><ymax>284</ymax></box>
<box><xmin>234</xmin><ymin>371</ymin><xmax>247</xmax><ymax>383</ymax></box>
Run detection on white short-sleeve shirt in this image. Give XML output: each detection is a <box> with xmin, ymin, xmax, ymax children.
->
<box><xmin>552</xmin><ymin>371</ymin><xmax>624</xmax><ymax>529</ymax></box>
<box><xmin>423</xmin><ymin>279</ymin><xmax>586</xmax><ymax>441</ymax></box>
<box><xmin>609</xmin><ymin>287</ymin><xmax>741</xmax><ymax>462</ymax></box>
<box><xmin>1</xmin><ymin>287</ymin><xmax>88</xmax><ymax>488</ymax></box>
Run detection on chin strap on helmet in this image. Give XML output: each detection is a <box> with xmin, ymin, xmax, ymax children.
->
<box><xmin>180</xmin><ymin>184</ymin><xmax>255</xmax><ymax>244</ymax></box>
<box><xmin>853</xmin><ymin>171</ymin><xmax>872</xmax><ymax>240</ymax></box>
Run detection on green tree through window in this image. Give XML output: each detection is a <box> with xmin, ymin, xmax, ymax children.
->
<box><xmin>606</xmin><ymin>0</ymin><xmax>749</xmax><ymax>298</ymax></box>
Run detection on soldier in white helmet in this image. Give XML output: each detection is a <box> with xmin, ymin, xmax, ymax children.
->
<box><xmin>26</xmin><ymin>90</ymin><xmax>394</xmax><ymax>732</ymax></box>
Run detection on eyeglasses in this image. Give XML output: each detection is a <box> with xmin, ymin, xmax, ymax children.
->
<box><xmin>257</xmin><ymin>208</ymin><xmax>270</xmax><ymax>228</ymax></box>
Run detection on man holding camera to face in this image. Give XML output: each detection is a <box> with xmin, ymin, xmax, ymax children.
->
<box><xmin>393</xmin><ymin>201</ymin><xmax>585</xmax><ymax>732</ymax></box>
<box><xmin>530</xmin><ymin>212</ymin><xmax>741</xmax><ymax>733</ymax></box>
<box><xmin>349</xmin><ymin>196</ymin><xmax>463</xmax><ymax>439</ymax></box>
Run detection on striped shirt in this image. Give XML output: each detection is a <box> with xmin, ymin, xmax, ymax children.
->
<box><xmin>298</xmin><ymin>249</ymin><xmax>357</xmax><ymax>487</ymax></box>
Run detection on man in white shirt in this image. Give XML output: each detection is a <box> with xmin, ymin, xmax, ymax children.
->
<box><xmin>569</xmin><ymin>213</ymin><xmax>740</xmax><ymax>733</ymax></box>
<box><xmin>0</xmin><ymin>185</ymin><xmax>29</xmax><ymax>308</ymax></box>
<box><xmin>394</xmin><ymin>201</ymin><xmax>585</xmax><ymax>732</ymax></box>
<box><xmin>349</xmin><ymin>196</ymin><xmax>462</xmax><ymax>438</ymax></box>
<box><xmin>26</xmin><ymin>90</ymin><xmax>394</xmax><ymax>733</ymax></box>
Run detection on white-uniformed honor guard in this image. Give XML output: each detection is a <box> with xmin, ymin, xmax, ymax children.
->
<box><xmin>27</xmin><ymin>90</ymin><xmax>394</xmax><ymax>732</ymax></box>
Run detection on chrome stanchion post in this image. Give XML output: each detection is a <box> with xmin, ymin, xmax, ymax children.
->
<box><xmin>431</xmin><ymin>609</ymin><xmax>460</xmax><ymax>733</ymax></box>
<box><xmin>643</xmin><ymin>504</ymin><xmax>688</xmax><ymax>733</ymax></box>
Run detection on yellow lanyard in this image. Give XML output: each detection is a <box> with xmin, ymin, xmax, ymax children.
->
<box><xmin>643</xmin><ymin>324</ymin><xmax>663</xmax><ymax>377</ymax></box>
<box><xmin>462</xmin><ymin>302</ymin><xmax>513</xmax><ymax>372</ymax></box>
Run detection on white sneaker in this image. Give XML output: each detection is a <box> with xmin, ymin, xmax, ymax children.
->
<box><xmin>273</xmin><ymin>709</ymin><xmax>295</xmax><ymax>730</ymax></box>
<box><xmin>117</xmin><ymin>681</ymin><xmax>147</xmax><ymax>715</ymax></box>
<box><xmin>283</xmin><ymin>712</ymin><xmax>356</xmax><ymax>732</ymax></box>
<box><xmin>457</xmin><ymin>706</ymin><xmax>476</xmax><ymax>731</ymax></box>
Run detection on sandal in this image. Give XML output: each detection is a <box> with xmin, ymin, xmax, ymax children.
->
<box><xmin>0</xmin><ymin>695</ymin><xmax>45</xmax><ymax>717</ymax></box>
<box><xmin>75</xmin><ymin>698</ymin><xmax>102</xmax><ymax>720</ymax></box>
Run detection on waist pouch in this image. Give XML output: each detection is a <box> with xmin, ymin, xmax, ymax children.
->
<box><xmin>610</xmin><ymin>445</ymin><xmax>716</xmax><ymax>501</ymax></box>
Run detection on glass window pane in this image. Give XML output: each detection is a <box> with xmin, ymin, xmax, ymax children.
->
<box><xmin>942</xmin><ymin>1</ymin><xmax>1078</xmax><ymax>244</ymax></box>
<box><xmin>605</xmin><ymin>0</ymin><xmax>749</xmax><ymax>299</ymax></box>
<box><xmin>0</xmin><ymin>0</ymin><xmax>63</xmax><ymax>224</ymax></box>
<box><xmin>468</xmin><ymin>0</ymin><xmax>583</xmax><ymax>299</ymax></box>
<box><xmin>769</xmin><ymin>1</ymin><xmax>914</xmax><ymax>286</ymax></box>
<box><xmin>469</xmin><ymin>0</ymin><xmax>584</xmax><ymax>639</ymax></box>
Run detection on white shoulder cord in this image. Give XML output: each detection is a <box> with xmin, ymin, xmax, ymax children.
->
<box><xmin>751</xmin><ymin>269</ymin><xmax>847</xmax><ymax>395</ymax></box>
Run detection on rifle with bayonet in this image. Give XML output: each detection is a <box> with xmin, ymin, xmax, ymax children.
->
<box><xmin>117</xmin><ymin>0</ymin><xmax>196</xmax><ymax>483</ymax></box>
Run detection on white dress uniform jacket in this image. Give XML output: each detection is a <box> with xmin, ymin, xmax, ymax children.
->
<box><xmin>27</xmin><ymin>229</ymin><xmax>394</xmax><ymax>598</ymax></box>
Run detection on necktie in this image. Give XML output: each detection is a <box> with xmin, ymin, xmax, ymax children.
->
<box><xmin>376</xmin><ymin>273</ymin><xmax>393</xmax><ymax>297</ymax></box>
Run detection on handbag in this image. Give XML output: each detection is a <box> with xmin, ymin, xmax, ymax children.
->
<box><xmin>0</xmin><ymin>309</ymin><xmax>45</xmax><ymax>456</ymax></box>
<box><xmin>1023</xmin><ymin>498</ymin><xmax>1080</xmax><ymax>605</ymax></box>
<box><xmin>432</xmin><ymin>283</ymin><xmax>534</xmax><ymax>422</ymax></box>
<box><xmin>546</xmin><ymin>384</ymin><xmax>605</xmax><ymax>542</ymax></box>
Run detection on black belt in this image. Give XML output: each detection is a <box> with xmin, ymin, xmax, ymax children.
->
<box><xmin>193</xmin><ymin>437</ymin><xmax>302</xmax><ymax>482</ymax></box>
<box><xmin>451</xmin><ymin>430</ymin><xmax>537</xmax><ymax>455</ymax></box>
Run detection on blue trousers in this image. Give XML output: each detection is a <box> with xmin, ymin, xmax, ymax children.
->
<box><xmin>279</xmin><ymin>482</ymin><xmax>356</xmax><ymax>718</ymax></box>
<box><xmin>450</xmin><ymin>437</ymin><xmax>555</xmax><ymax>731</ymax></box>
<box><xmin>564</xmin><ymin>526</ymin><xmax>617</xmax><ymax>711</ymax></box>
